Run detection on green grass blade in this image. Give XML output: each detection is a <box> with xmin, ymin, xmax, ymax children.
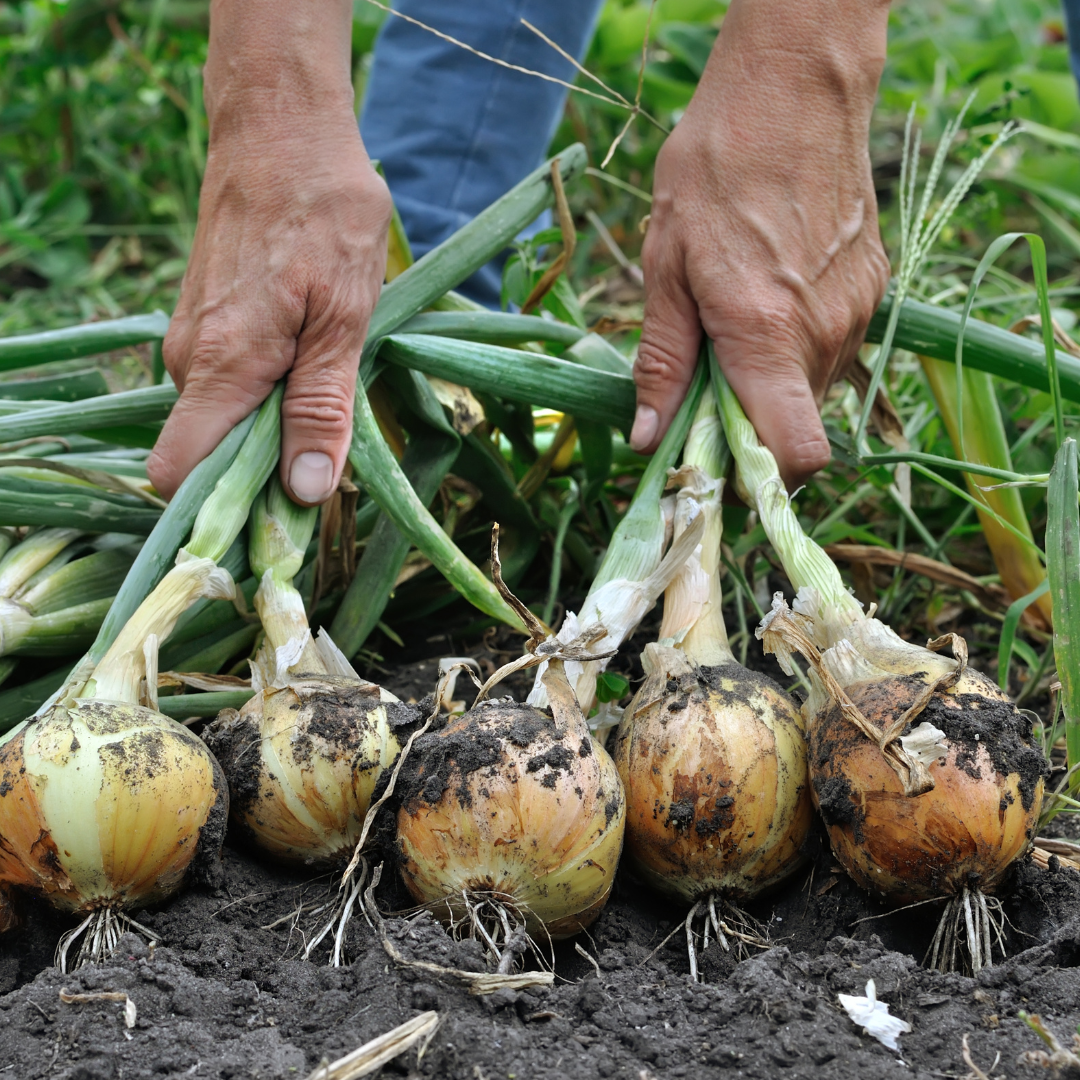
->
<box><xmin>998</xmin><ymin>579</ymin><xmax>1050</xmax><ymax>691</ymax></box>
<box><xmin>953</xmin><ymin>232</ymin><xmax>1062</xmax><ymax>451</ymax></box>
<box><xmin>0</xmin><ymin>312</ymin><xmax>170</xmax><ymax>374</ymax></box>
<box><xmin>1048</xmin><ymin>438</ymin><xmax>1080</xmax><ymax>770</ymax></box>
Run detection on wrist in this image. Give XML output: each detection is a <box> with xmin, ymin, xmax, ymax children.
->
<box><xmin>205</xmin><ymin>0</ymin><xmax>355</xmax><ymax>142</ymax></box>
<box><xmin>692</xmin><ymin>0</ymin><xmax>889</xmax><ymax>132</ymax></box>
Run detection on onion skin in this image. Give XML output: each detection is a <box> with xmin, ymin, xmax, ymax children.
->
<box><xmin>396</xmin><ymin>700</ymin><xmax>625</xmax><ymax>939</ymax></box>
<box><xmin>204</xmin><ymin>676</ymin><xmax>402</xmax><ymax>867</ymax></box>
<box><xmin>0</xmin><ymin>701</ymin><xmax>227</xmax><ymax>914</ymax></box>
<box><xmin>810</xmin><ymin>670</ymin><xmax>1047</xmax><ymax>904</ymax></box>
<box><xmin>615</xmin><ymin>658</ymin><xmax>813</xmax><ymax>903</ymax></box>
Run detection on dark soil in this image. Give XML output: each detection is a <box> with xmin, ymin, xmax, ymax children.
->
<box><xmin>4</xmin><ymin>627</ymin><xmax>1080</xmax><ymax>1080</ymax></box>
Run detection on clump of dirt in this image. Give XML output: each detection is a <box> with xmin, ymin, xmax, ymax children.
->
<box><xmin>921</xmin><ymin>683</ymin><xmax>1050</xmax><ymax>812</ymax></box>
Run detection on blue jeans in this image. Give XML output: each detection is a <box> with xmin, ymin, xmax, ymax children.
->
<box><xmin>1067</xmin><ymin>0</ymin><xmax>1080</xmax><ymax>89</ymax></box>
<box><xmin>360</xmin><ymin>0</ymin><xmax>605</xmax><ymax>307</ymax></box>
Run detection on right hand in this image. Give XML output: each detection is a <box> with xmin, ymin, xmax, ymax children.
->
<box><xmin>148</xmin><ymin>3</ymin><xmax>391</xmax><ymax>506</ymax></box>
<box><xmin>630</xmin><ymin>0</ymin><xmax>891</xmax><ymax>491</ymax></box>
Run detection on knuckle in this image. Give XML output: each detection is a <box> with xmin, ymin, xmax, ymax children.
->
<box><xmin>788</xmin><ymin>434</ymin><xmax>832</xmax><ymax>477</ymax></box>
<box><xmin>282</xmin><ymin>386</ymin><xmax>354</xmax><ymax>440</ymax></box>
<box><xmin>634</xmin><ymin>338</ymin><xmax>693</xmax><ymax>393</ymax></box>
<box><xmin>146</xmin><ymin>448</ymin><xmax>180</xmax><ymax>499</ymax></box>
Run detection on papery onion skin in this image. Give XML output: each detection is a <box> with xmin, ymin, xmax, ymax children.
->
<box><xmin>615</xmin><ymin>660</ymin><xmax>813</xmax><ymax>903</ymax></box>
<box><xmin>809</xmin><ymin>670</ymin><xmax>1048</xmax><ymax>904</ymax></box>
<box><xmin>0</xmin><ymin>701</ymin><xmax>227</xmax><ymax>914</ymax></box>
<box><xmin>396</xmin><ymin>700</ymin><xmax>625</xmax><ymax>939</ymax></box>
<box><xmin>204</xmin><ymin>676</ymin><xmax>403</xmax><ymax>867</ymax></box>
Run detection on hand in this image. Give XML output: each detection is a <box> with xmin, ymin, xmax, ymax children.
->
<box><xmin>631</xmin><ymin>0</ymin><xmax>892</xmax><ymax>490</ymax></box>
<box><xmin>147</xmin><ymin>0</ymin><xmax>391</xmax><ymax>506</ymax></box>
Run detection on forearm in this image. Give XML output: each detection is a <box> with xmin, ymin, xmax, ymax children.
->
<box><xmin>205</xmin><ymin>0</ymin><xmax>357</xmax><ymax>140</ymax></box>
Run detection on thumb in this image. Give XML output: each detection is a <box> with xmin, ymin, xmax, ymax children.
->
<box><xmin>632</xmin><ymin>270</ymin><xmax>702</xmax><ymax>454</ymax></box>
<box><xmin>280</xmin><ymin>312</ymin><xmax>363</xmax><ymax>507</ymax></box>
<box><xmin>720</xmin><ymin>349</ymin><xmax>832</xmax><ymax>491</ymax></box>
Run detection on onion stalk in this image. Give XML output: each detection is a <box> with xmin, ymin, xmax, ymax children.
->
<box><xmin>395</xmin><ymin>543</ymin><xmax>625</xmax><ymax>967</ymax></box>
<box><xmin>715</xmin><ymin>355</ymin><xmax>1048</xmax><ymax>973</ymax></box>
<box><xmin>613</xmin><ymin>389</ymin><xmax>813</xmax><ymax>977</ymax></box>
<box><xmin>527</xmin><ymin>363</ymin><xmax>711</xmax><ymax>721</ymax></box>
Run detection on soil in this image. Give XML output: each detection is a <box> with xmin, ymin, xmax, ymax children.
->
<box><xmin>4</xmin><ymin>626</ymin><xmax>1080</xmax><ymax>1080</ymax></box>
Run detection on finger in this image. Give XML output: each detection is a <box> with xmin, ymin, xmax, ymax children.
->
<box><xmin>279</xmin><ymin>293</ymin><xmax>368</xmax><ymax>507</ymax></box>
<box><xmin>721</xmin><ymin>351</ymin><xmax>832</xmax><ymax>492</ymax></box>
<box><xmin>147</xmin><ymin>362</ymin><xmax>277</xmax><ymax>501</ymax></box>
<box><xmin>633</xmin><ymin>257</ymin><xmax>702</xmax><ymax>454</ymax></box>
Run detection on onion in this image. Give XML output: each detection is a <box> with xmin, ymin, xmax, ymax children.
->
<box><xmin>205</xmin><ymin>674</ymin><xmax>401</xmax><ymax>867</ymax></box>
<box><xmin>615</xmin><ymin>647</ymin><xmax>812</xmax><ymax>904</ymax></box>
<box><xmin>612</xmin><ymin>394</ymin><xmax>811</xmax><ymax>975</ymax></box>
<box><xmin>0</xmin><ymin>701</ymin><xmax>226</xmax><ymax>911</ymax></box>
<box><xmin>718</xmin><ymin>364</ymin><xmax>1050</xmax><ymax>972</ymax></box>
<box><xmin>396</xmin><ymin>658</ymin><xmax>624</xmax><ymax>953</ymax></box>
<box><xmin>760</xmin><ymin>593</ymin><xmax>1049</xmax><ymax>972</ymax></box>
<box><xmin>0</xmin><ymin>555</ymin><xmax>233</xmax><ymax>969</ymax></box>
<box><xmin>779</xmin><ymin>604</ymin><xmax>1047</xmax><ymax>902</ymax></box>
<box><xmin>204</xmin><ymin>477</ymin><xmax>403</xmax><ymax>870</ymax></box>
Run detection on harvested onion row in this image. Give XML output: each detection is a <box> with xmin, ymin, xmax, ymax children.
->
<box><xmin>715</xmin><ymin>354</ymin><xmax>1049</xmax><ymax>974</ymax></box>
<box><xmin>613</xmin><ymin>386</ymin><xmax>813</xmax><ymax>977</ymax></box>
<box><xmin>394</xmin><ymin>531</ymin><xmax>625</xmax><ymax>970</ymax></box>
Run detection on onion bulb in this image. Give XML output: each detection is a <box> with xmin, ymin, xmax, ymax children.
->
<box><xmin>395</xmin><ymin>659</ymin><xmax>624</xmax><ymax>947</ymax></box>
<box><xmin>205</xmin><ymin>674</ymin><xmax>401</xmax><ymax>867</ymax></box>
<box><xmin>774</xmin><ymin>599</ymin><xmax>1047</xmax><ymax>904</ymax></box>
<box><xmin>615</xmin><ymin>645</ymin><xmax>812</xmax><ymax>903</ymax></box>
<box><xmin>613</xmin><ymin>398</ymin><xmax>812</xmax><ymax>918</ymax></box>
<box><xmin>0</xmin><ymin>701</ymin><xmax>226</xmax><ymax>912</ymax></box>
<box><xmin>719</xmin><ymin>367</ymin><xmax>1049</xmax><ymax>971</ymax></box>
<box><xmin>759</xmin><ymin>593</ymin><xmax>1049</xmax><ymax>972</ymax></box>
<box><xmin>0</xmin><ymin>554</ymin><xmax>233</xmax><ymax>968</ymax></box>
<box><xmin>203</xmin><ymin>477</ymin><xmax>402</xmax><ymax>868</ymax></box>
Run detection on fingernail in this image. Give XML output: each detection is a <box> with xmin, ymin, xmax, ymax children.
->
<box><xmin>629</xmin><ymin>405</ymin><xmax>659</xmax><ymax>451</ymax></box>
<box><xmin>288</xmin><ymin>451</ymin><xmax>335</xmax><ymax>504</ymax></box>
